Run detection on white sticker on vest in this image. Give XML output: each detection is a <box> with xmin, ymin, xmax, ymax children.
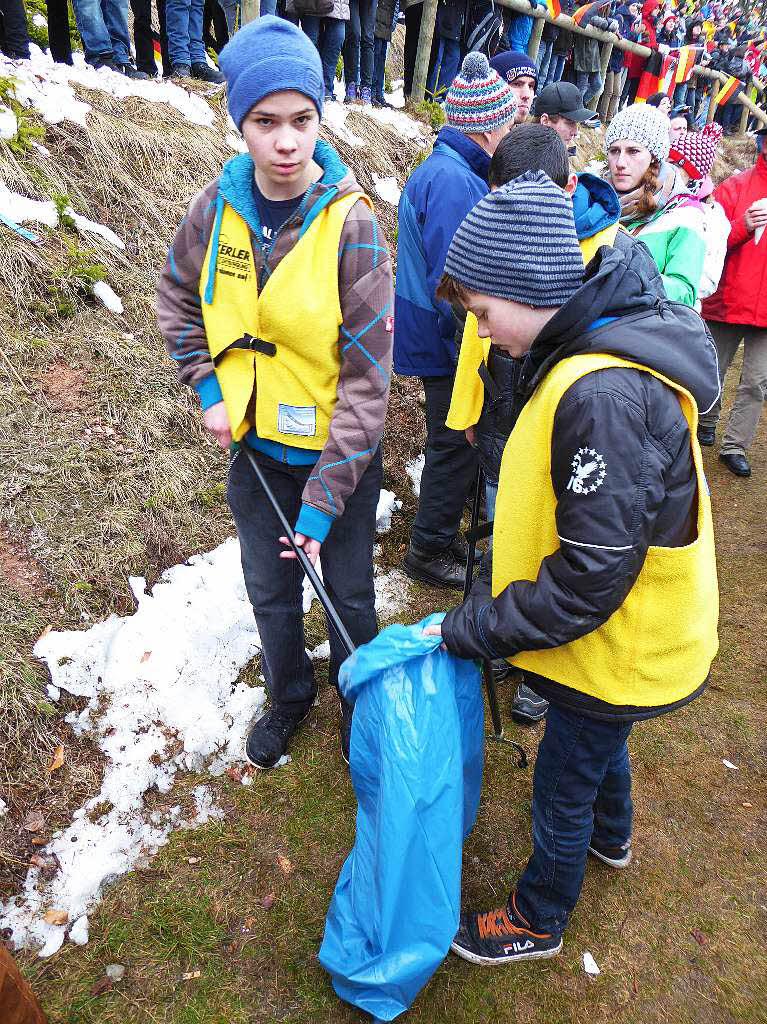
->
<box><xmin>567</xmin><ymin>448</ymin><xmax>606</xmax><ymax>495</ymax></box>
<box><xmin>278</xmin><ymin>404</ymin><xmax>317</xmax><ymax>437</ymax></box>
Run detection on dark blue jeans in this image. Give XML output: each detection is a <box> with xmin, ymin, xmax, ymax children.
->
<box><xmin>303</xmin><ymin>15</ymin><xmax>346</xmax><ymax>97</ymax></box>
<box><xmin>72</xmin><ymin>0</ymin><xmax>132</xmax><ymax>63</ymax></box>
<box><xmin>372</xmin><ymin>35</ymin><xmax>387</xmax><ymax>100</ymax></box>
<box><xmin>425</xmin><ymin>35</ymin><xmax>461</xmax><ymax>99</ymax></box>
<box><xmin>227</xmin><ymin>444</ymin><xmax>381</xmax><ymax>713</ymax></box>
<box><xmin>343</xmin><ymin>0</ymin><xmax>377</xmax><ymax>89</ymax></box>
<box><xmin>537</xmin><ymin>36</ymin><xmax>554</xmax><ymax>83</ymax></box>
<box><xmin>515</xmin><ymin>703</ymin><xmax>633</xmax><ymax>938</ymax></box>
<box><xmin>545</xmin><ymin>52</ymin><xmax>566</xmax><ymax>87</ymax></box>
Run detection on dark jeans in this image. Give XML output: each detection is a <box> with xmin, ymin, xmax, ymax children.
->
<box><xmin>372</xmin><ymin>34</ymin><xmax>387</xmax><ymax>100</ymax></box>
<box><xmin>412</xmin><ymin>375</ymin><xmax>478</xmax><ymax>554</ymax></box>
<box><xmin>343</xmin><ymin>0</ymin><xmax>377</xmax><ymax>89</ymax></box>
<box><xmin>0</xmin><ymin>0</ymin><xmax>30</xmax><ymax>57</ymax></box>
<box><xmin>425</xmin><ymin>34</ymin><xmax>460</xmax><ymax>100</ymax></box>
<box><xmin>545</xmin><ymin>52</ymin><xmax>566</xmax><ymax>86</ymax></box>
<box><xmin>537</xmin><ymin>36</ymin><xmax>554</xmax><ymax>82</ymax></box>
<box><xmin>228</xmin><ymin>445</ymin><xmax>381</xmax><ymax>712</ymax></box>
<box><xmin>620</xmin><ymin>73</ymin><xmax>639</xmax><ymax>109</ymax></box>
<box><xmin>516</xmin><ymin>703</ymin><xmax>633</xmax><ymax>938</ymax></box>
<box><xmin>131</xmin><ymin>0</ymin><xmax>170</xmax><ymax>74</ymax></box>
<box><xmin>47</xmin><ymin>0</ymin><xmax>74</xmax><ymax>63</ymax></box>
<box><xmin>303</xmin><ymin>15</ymin><xmax>346</xmax><ymax>97</ymax></box>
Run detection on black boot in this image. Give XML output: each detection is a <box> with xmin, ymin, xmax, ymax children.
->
<box><xmin>191</xmin><ymin>61</ymin><xmax>225</xmax><ymax>83</ymax></box>
<box><xmin>719</xmin><ymin>451</ymin><xmax>751</xmax><ymax>477</ymax></box>
<box><xmin>245</xmin><ymin>705</ymin><xmax>312</xmax><ymax>769</ymax></box>
<box><xmin>403</xmin><ymin>542</ymin><xmax>466</xmax><ymax>590</ymax></box>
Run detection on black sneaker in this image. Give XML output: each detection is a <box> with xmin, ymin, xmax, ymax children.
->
<box><xmin>92</xmin><ymin>56</ymin><xmax>122</xmax><ymax>72</ymax></box>
<box><xmin>511</xmin><ymin>683</ymin><xmax>549</xmax><ymax>724</ymax></box>
<box><xmin>340</xmin><ymin>698</ymin><xmax>353</xmax><ymax>767</ymax></box>
<box><xmin>451</xmin><ymin>891</ymin><xmax>562</xmax><ymax>965</ymax></box>
<box><xmin>191</xmin><ymin>61</ymin><xmax>225</xmax><ymax>83</ymax></box>
<box><xmin>120</xmin><ymin>63</ymin><xmax>150</xmax><ymax>79</ymax></box>
<box><xmin>245</xmin><ymin>705</ymin><xmax>311</xmax><ymax>769</ymax></box>
<box><xmin>697</xmin><ymin>424</ymin><xmax>716</xmax><ymax>447</ymax></box>
<box><xmin>588</xmin><ymin>838</ymin><xmax>633</xmax><ymax>868</ymax></box>
<box><xmin>169</xmin><ymin>63</ymin><xmax>192</xmax><ymax>80</ymax></box>
<box><xmin>402</xmin><ymin>542</ymin><xmax>466</xmax><ymax>590</ymax></box>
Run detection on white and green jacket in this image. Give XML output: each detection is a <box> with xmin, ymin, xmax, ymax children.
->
<box><xmin>626</xmin><ymin>194</ymin><xmax>707</xmax><ymax>308</ymax></box>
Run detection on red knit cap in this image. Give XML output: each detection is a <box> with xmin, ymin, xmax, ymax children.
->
<box><xmin>669</xmin><ymin>123</ymin><xmax>723</xmax><ymax>181</ymax></box>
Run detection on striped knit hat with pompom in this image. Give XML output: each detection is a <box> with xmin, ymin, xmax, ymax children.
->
<box><xmin>444</xmin><ymin>52</ymin><xmax>517</xmax><ymax>135</ymax></box>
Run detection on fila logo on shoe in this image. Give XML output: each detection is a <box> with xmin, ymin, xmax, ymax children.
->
<box><xmin>503</xmin><ymin>940</ymin><xmax>534</xmax><ymax>954</ymax></box>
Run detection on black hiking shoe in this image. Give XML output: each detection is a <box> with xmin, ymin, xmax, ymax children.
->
<box><xmin>719</xmin><ymin>451</ymin><xmax>751</xmax><ymax>477</ymax></box>
<box><xmin>340</xmin><ymin>698</ymin><xmax>353</xmax><ymax>767</ymax></box>
<box><xmin>191</xmin><ymin>61</ymin><xmax>225</xmax><ymax>83</ymax></box>
<box><xmin>169</xmin><ymin>63</ymin><xmax>192</xmax><ymax>80</ymax></box>
<box><xmin>120</xmin><ymin>62</ymin><xmax>149</xmax><ymax>79</ymax></box>
<box><xmin>451</xmin><ymin>891</ymin><xmax>563</xmax><ymax>965</ymax></box>
<box><xmin>511</xmin><ymin>683</ymin><xmax>549</xmax><ymax>724</ymax></box>
<box><xmin>697</xmin><ymin>424</ymin><xmax>716</xmax><ymax>447</ymax></box>
<box><xmin>450</xmin><ymin>536</ymin><xmax>481</xmax><ymax>566</ymax></box>
<box><xmin>245</xmin><ymin>705</ymin><xmax>312</xmax><ymax>769</ymax></box>
<box><xmin>92</xmin><ymin>56</ymin><xmax>122</xmax><ymax>72</ymax></box>
<box><xmin>403</xmin><ymin>542</ymin><xmax>466</xmax><ymax>590</ymax></box>
<box><xmin>588</xmin><ymin>838</ymin><xmax>633</xmax><ymax>868</ymax></box>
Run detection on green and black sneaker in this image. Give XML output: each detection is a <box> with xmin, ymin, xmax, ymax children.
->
<box><xmin>450</xmin><ymin>891</ymin><xmax>562</xmax><ymax>966</ymax></box>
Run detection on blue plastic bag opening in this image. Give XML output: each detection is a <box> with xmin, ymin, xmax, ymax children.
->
<box><xmin>318</xmin><ymin>614</ymin><xmax>484</xmax><ymax>1021</ymax></box>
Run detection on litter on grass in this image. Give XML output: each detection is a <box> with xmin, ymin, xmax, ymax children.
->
<box><xmin>583</xmin><ymin>951</ymin><xmax>600</xmax><ymax>975</ymax></box>
<box><xmin>375</xmin><ymin>488</ymin><xmax>402</xmax><ymax>532</ymax></box>
<box><xmin>722</xmin><ymin>759</ymin><xmax>739</xmax><ymax>770</ymax></box>
<box><xmin>92</xmin><ymin>280</ymin><xmax>124</xmax><ymax>314</ymax></box>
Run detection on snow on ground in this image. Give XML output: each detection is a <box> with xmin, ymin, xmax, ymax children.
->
<box><xmin>405</xmin><ymin>453</ymin><xmax>425</xmax><ymax>498</ymax></box>
<box><xmin>0</xmin><ymin>797</ymin><xmax>8</xmax><ymax>817</ymax></box>
<box><xmin>2</xmin><ymin>490</ymin><xmax>411</xmax><ymax>956</ymax></box>
<box><xmin>372</xmin><ymin>174</ymin><xmax>401</xmax><ymax>207</ymax></box>
<box><xmin>0</xmin><ymin>181</ymin><xmax>58</xmax><ymax>227</ymax></box>
<box><xmin>323</xmin><ymin>77</ymin><xmax>429</xmax><ymax>150</ymax></box>
<box><xmin>322</xmin><ymin>97</ymin><xmax>366</xmax><ymax>148</ymax></box>
<box><xmin>67</xmin><ymin>208</ymin><xmax>125</xmax><ymax>249</ymax></box>
<box><xmin>92</xmin><ymin>280</ymin><xmax>124</xmax><ymax>314</ymax></box>
<box><xmin>2</xmin><ymin>45</ymin><xmax>215</xmax><ymax>129</ymax></box>
<box><xmin>0</xmin><ymin>104</ymin><xmax>17</xmax><ymax>140</ymax></box>
<box><xmin>376</xmin><ymin>488</ymin><xmax>402</xmax><ymax>532</ymax></box>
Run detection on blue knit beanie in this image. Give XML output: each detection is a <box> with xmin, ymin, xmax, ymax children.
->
<box><xmin>219</xmin><ymin>16</ymin><xmax>324</xmax><ymax>130</ymax></box>
<box><xmin>490</xmin><ymin>49</ymin><xmax>539</xmax><ymax>87</ymax></box>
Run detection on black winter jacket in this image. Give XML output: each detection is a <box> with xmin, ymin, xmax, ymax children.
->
<box><xmin>441</xmin><ymin>244</ymin><xmax>721</xmax><ymax>721</ymax></box>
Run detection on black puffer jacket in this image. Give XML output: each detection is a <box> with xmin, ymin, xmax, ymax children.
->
<box><xmin>442</xmin><ymin>243</ymin><xmax>721</xmax><ymax>721</ymax></box>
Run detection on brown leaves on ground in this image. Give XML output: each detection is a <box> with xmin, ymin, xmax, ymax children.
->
<box><xmin>46</xmin><ymin>745</ymin><xmax>65</xmax><ymax>773</ymax></box>
<box><xmin>42</xmin><ymin>909</ymin><xmax>68</xmax><ymax>926</ymax></box>
<box><xmin>90</xmin><ymin>976</ymin><xmax>113</xmax><ymax>997</ymax></box>
<box><xmin>276</xmin><ymin>854</ymin><xmax>293</xmax><ymax>876</ymax></box>
<box><xmin>22</xmin><ymin>810</ymin><xmax>45</xmax><ymax>832</ymax></box>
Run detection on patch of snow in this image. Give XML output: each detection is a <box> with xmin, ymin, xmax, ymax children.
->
<box><xmin>372</xmin><ymin>174</ymin><xmax>401</xmax><ymax>207</ymax></box>
<box><xmin>3</xmin><ymin>45</ymin><xmax>214</xmax><ymax>128</ymax></box>
<box><xmin>366</xmin><ymin>101</ymin><xmax>429</xmax><ymax>145</ymax></box>
<box><xmin>66</xmin><ymin>208</ymin><xmax>125</xmax><ymax>249</ymax></box>
<box><xmin>322</xmin><ymin>99</ymin><xmax>365</xmax><ymax>147</ymax></box>
<box><xmin>225</xmin><ymin>131</ymin><xmax>248</xmax><ymax>152</ymax></box>
<box><xmin>32</xmin><ymin>12</ymin><xmax>47</xmax><ymax>26</ymax></box>
<box><xmin>0</xmin><ymin>538</ymin><xmax>264</xmax><ymax>956</ymax></box>
<box><xmin>69</xmin><ymin>915</ymin><xmax>89</xmax><ymax>945</ymax></box>
<box><xmin>0</xmin><ymin>797</ymin><xmax>8</xmax><ymax>817</ymax></box>
<box><xmin>405</xmin><ymin>453</ymin><xmax>425</xmax><ymax>498</ymax></box>
<box><xmin>92</xmin><ymin>281</ymin><xmax>123</xmax><ymax>314</ymax></box>
<box><xmin>308</xmin><ymin>640</ymin><xmax>330</xmax><ymax>661</ymax></box>
<box><xmin>0</xmin><ymin>181</ymin><xmax>57</xmax><ymax>227</ymax></box>
<box><xmin>46</xmin><ymin>685</ymin><xmax>60</xmax><ymax>701</ymax></box>
<box><xmin>0</xmin><ymin>104</ymin><xmax>17</xmax><ymax>140</ymax></box>
<box><xmin>302</xmin><ymin>558</ymin><xmax>324</xmax><ymax>613</ymax></box>
<box><xmin>276</xmin><ymin>754</ymin><xmax>292</xmax><ymax>767</ymax></box>
<box><xmin>376</xmin><ymin>488</ymin><xmax>402</xmax><ymax>533</ymax></box>
<box><xmin>105</xmin><ymin>963</ymin><xmax>125</xmax><ymax>981</ymax></box>
<box><xmin>384</xmin><ymin>80</ymin><xmax>405</xmax><ymax>109</ymax></box>
<box><xmin>374</xmin><ymin>567</ymin><xmax>410</xmax><ymax>620</ymax></box>
<box><xmin>30</xmin><ymin>140</ymin><xmax>51</xmax><ymax>157</ymax></box>
<box><xmin>582</xmin><ymin>951</ymin><xmax>600</xmax><ymax>975</ymax></box>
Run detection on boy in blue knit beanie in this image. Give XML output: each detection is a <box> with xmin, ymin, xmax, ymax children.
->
<box><xmin>157</xmin><ymin>15</ymin><xmax>394</xmax><ymax>770</ymax></box>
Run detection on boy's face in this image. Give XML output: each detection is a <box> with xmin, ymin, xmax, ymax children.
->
<box><xmin>509</xmin><ymin>76</ymin><xmax>536</xmax><ymax>121</ymax></box>
<box><xmin>541</xmin><ymin>112</ymin><xmax>580</xmax><ymax>144</ymax></box>
<box><xmin>463</xmin><ymin>290</ymin><xmax>552</xmax><ymax>357</ymax></box>
<box><xmin>241</xmin><ymin>91</ymin><xmax>320</xmax><ymax>196</ymax></box>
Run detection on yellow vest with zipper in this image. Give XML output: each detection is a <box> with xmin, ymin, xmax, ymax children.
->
<box><xmin>199</xmin><ymin>190</ymin><xmax>370</xmax><ymax>446</ymax></box>
<box><xmin>446</xmin><ymin>223</ymin><xmax>621</xmax><ymax>433</ymax></box>
<box><xmin>492</xmin><ymin>352</ymin><xmax>719</xmax><ymax>710</ymax></box>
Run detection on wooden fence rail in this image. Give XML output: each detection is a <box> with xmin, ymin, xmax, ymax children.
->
<box><xmin>410</xmin><ymin>0</ymin><xmax>767</xmax><ymax>130</ymax></box>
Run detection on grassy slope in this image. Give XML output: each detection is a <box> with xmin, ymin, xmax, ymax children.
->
<box><xmin>2</xmin><ymin>73</ymin><xmax>766</xmax><ymax>1024</ymax></box>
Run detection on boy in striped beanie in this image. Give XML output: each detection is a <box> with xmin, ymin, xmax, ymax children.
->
<box><xmin>394</xmin><ymin>51</ymin><xmax>516</xmax><ymax>590</ymax></box>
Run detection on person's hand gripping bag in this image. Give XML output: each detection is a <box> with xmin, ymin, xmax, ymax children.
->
<box><xmin>318</xmin><ymin>614</ymin><xmax>484</xmax><ymax>1021</ymax></box>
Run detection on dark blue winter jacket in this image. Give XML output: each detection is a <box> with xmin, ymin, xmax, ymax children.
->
<box><xmin>394</xmin><ymin>126</ymin><xmax>491</xmax><ymax>377</ymax></box>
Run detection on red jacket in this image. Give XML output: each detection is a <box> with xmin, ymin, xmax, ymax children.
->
<box><xmin>702</xmin><ymin>154</ymin><xmax>767</xmax><ymax>328</ymax></box>
<box><xmin>625</xmin><ymin>0</ymin><xmax>659</xmax><ymax>79</ymax></box>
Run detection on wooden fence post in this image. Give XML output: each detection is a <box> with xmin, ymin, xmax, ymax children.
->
<box><xmin>240</xmin><ymin>0</ymin><xmax>260</xmax><ymax>23</ymax></box>
<box><xmin>589</xmin><ymin>38</ymin><xmax>614</xmax><ymax>112</ymax></box>
<box><xmin>528</xmin><ymin>14</ymin><xmax>545</xmax><ymax>62</ymax></box>
<box><xmin>411</xmin><ymin>0</ymin><xmax>439</xmax><ymax>104</ymax></box>
<box><xmin>706</xmin><ymin>79</ymin><xmax>721</xmax><ymax>125</ymax></box>
<box><xmin>739</xmin><ymin>98</ymin><xmax>750</xmax><ymax>135</ymax></box>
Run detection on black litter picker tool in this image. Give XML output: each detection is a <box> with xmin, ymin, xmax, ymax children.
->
<box><xmin>463</xmin><ymin>467</ymin><xmax>527</xmax><ymax>769</ymax></box>
<box><xmin>239</xmin><ymin>443</ymin><xmax>356</xmax><ymax>659</ymax></box>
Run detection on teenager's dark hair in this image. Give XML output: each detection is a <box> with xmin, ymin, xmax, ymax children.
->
<box><xmin>488</xmin><ymin>124</ymin><xmax>570</xmax><ymax>189</ymax></box>
<box><xmin>637</xmin><ymin>157</ymin><xmax>662</xmax><ymax>218</ymax></box>
<box><xmin>645</xmin><ymin>92</ymin><xmax>668</xmax><ymax>108</ymax></box>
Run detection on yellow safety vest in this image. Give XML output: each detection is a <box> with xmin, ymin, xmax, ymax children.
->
<box><xmin>446</xmin><ymin>223</ymin><xmax>620</xmax><ymax>433</ymax></box>
<box><xmin>492</xmin><ymin>352</ymin><xmax>719</xmax><ymax>709</ymax></box>
<box><xmin>199</xmin><ymin>190</ymin><xmax>370</xmax><ymax>446</ymax></box>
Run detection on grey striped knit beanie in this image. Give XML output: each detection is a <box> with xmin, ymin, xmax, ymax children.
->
<box><xmin>444</xmin><ymin>52</ymin><xmax>517</xmax><ymax>134</ymax></box>
<box><xmin>444</xmin><ymin>171</ymin><xmax>583</xmax><ymax>307</ymax></box>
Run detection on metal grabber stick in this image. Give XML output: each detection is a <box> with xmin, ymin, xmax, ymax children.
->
<box><xmin>464</xmin><ymin>466</ymin><xmax>527</xmax><ymax>769</ymax></box>
<box><xmin>240</xmin><ymin>444</ymin><xmax>356</xmax><ymax>659</ymax></box>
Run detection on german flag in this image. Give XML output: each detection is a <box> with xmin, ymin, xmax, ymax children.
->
<box><xmin>717</xmin><ymin>75</ymin><xmax>744</xmax><ymax>105</ymax></box>
<box><xmin>572</xmin><ymin>0</ymin><xmax>611</xmax><ymax>28</ymax></box>
<box><xmin>674</xmin><ymin>45</ymin><xmax>698</xmax><ymax>84</ymax></box>
<box><xmin>152</xmin><ymin>30</ymin><xmax>162</xmax><ymax>58</ymax></box>
<box><xmin>546</xmin><ymin>0</ymin><xmax>562</xmax><ymax>19</ymax></box>
<box><xmin>635</xmin><ymin>50</ymin><xmax>666</xmax><ymax>102</ymax></box>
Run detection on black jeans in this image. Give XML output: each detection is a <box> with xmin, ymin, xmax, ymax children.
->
<box><xmin>412</xmin><ymin>375</ymin><xmax>478</xmax><ymax>554</ymax></box>
<box><xmin>228</xmin><ymin>445</ymin><xmax>382</xmax><ymax>713</ymax></box>
<box><xmin>0</xmin><ymin>0</ymin><xmax>30</xmax><ymax>57</ymax></box>
<box><xmin>47</xmin><ymin>0</ymin><xmax>73</xmax><ymax>63</ymax></box>
<box><xmin>131</xmin><ymin>0</ymin><xmax>170</xmax><ymax>74</ymax></box>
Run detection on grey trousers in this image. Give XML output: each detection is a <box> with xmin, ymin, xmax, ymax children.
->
<box><xmin>700</xmin><ymin>320</ymin><xmax>767</xmax><ymax>455</ymax></box>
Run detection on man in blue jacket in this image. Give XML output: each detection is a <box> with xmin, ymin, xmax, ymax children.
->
<box><xmin>395</xmin><ymin>51</ymin><xmax>517</xmax><ymax>589</ymax></box>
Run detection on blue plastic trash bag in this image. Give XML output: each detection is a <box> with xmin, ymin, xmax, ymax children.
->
<box><xmin>318</xmin><ymin>613</ymin><xmax>484</xmax><ymax>1022</ymax></box>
